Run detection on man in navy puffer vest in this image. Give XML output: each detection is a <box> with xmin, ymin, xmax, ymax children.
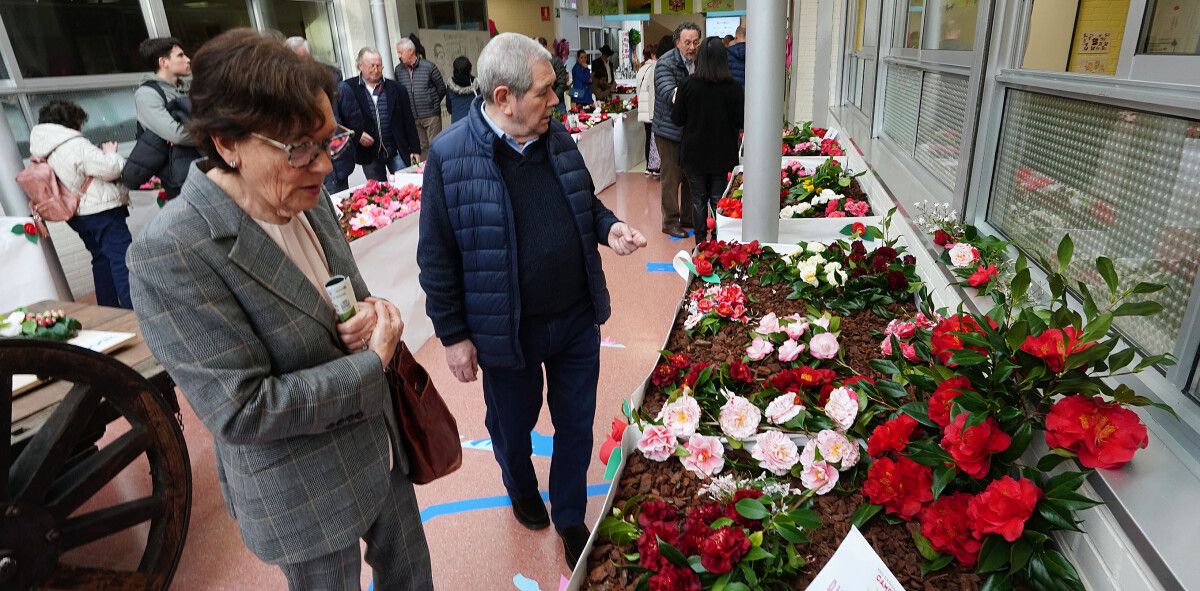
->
<box><xmin>417</xmin><ymin>33</ymin><xmax>647</xmax><ymax>569</ymax></box>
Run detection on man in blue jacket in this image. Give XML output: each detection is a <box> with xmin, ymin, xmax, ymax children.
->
<box><xmin>728</xmin><ymin>25</ymin><xmax>747</xmax><ymax>87</ymax></box>
<box><xmin>340</xmin><ymin>47</ymin><xmax>421</xmax><ymax>183</ymax></box>
<box><xmin>417</xmin><ymin>33</ymin><xmax>647</xmax><ymax>569</ymax></box>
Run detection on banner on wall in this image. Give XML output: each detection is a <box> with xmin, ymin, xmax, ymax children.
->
<box><xmin>625</xmin><ymin>0</ymin><xmax>651</xmax><ymax>14</ymax></box>
<box><xmin>662</xmin><ymin>0</ymin><xmax>693</xmax><ymax>14</ymax></box>
<box><xmin>700</xmin><ymin>0</ymin><xmax>734</xmax><ymax>10</ymax></box>
<box><xmin>589</xmin><ymin>0</ymin><xmax>619</xmax><ymax>16</ymax></box>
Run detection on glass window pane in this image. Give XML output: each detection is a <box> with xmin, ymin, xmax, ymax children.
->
<box><xmin>1022</xmin><ymin>0</ymin><xmax>1129</xmax><ymax>75</ymax></box>
<box><xmin>426</xmin><ymin>1</ymin><xmax>457</xmax><ymax>29</ymax></box>
<box><xmin>855</xmin><ymin>0</ymin><xmax>867</xmax><ymax>51</ymax></box>
<box><xmin>988</xmin><ymin>90</ymin><xmax>1200</xmax><ymax>358</ymax></box>
<box><xmin>902</xmin><ymin>0</ymin><xmax>923</xmax><ymax>49</ymax></box>
<box><xmin>4</xmin><ymin>96</ymin><xmax>30</xmax><ymax>158</ymax></box>
<box><xmin>920</xmin><ymin>0</ymin><xmax>977</xmax><ymax>50</ymax></box>
<box><xmin>914</xmin><ymin>71</ymin><xmax>967</xmax><ymax>188</ymax></box>
<box><xmin>264</xmin><ymin>0</ymin><xmax>339</xmax><ymax>70</ymax></box>
<box><xmin>882</xmin><ymin>63</ymin><xmax>920</xmax><ymax>153</ymax></box>
<box><xmin>459</xmin><ymin>0</ymin><xmax>488</xmax><ymax>31</ymax></box>
<box><xmin>163</xmin><ymin>0</ymin><xmax>252</xmax><ymax>59</ymax></box>
<box><xmin>1141</xmin><ymin>0</ymin><xmax>1200</xmax><ymax>55</ymax></box>
<box><xmin>27</xmin><ymin>88</ymin><xmax>141</xmax><ymax>153</ymax></box>
<box><xmin>0</xmin><ymin>0</ymin><xmax>147</xmax><ymax>78</ymax></box>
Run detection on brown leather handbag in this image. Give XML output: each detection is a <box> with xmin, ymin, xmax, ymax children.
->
<box><xmin>387</xmin><ymin>342</ymin><xmax>462</xmax><ymax>484</ymax></box>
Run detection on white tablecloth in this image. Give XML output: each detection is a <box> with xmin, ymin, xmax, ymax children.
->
<box><xmin>574</xmin><ymin>119</ymin><xmax>617</xmax><ymax>193</ymax></box>
<box><xmin>1</xmin><ymin>217</ymin><xmax>59</xmax><ymax>311</ymax></box>
<box><xmin>611</xmin><ymin>112</ymin><xmax>645</xmax><ymax>172</ymax></box>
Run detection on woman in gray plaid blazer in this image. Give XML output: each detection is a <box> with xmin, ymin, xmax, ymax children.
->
<box><xmin>128</xmin><ymin>29</ymin><xmax>433</xmax><ymax>590</ymax></box>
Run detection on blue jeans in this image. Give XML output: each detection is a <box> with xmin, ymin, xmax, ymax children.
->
<box><xmin>362</xmin><ymin>152</ymin><xmax>410</xmax><ymax>182</ymax></box>
<box><xmin>67</xmin><ymin>206</ymin><xmax>132</xmax><ymax>308</ymax></box>
<box><xmin>480</xmin><ymin>305</ymin><xmax>600</xmax><ymax>528</ymax></box>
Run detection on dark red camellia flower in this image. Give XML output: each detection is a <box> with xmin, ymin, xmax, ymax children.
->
<box><xmin>902</xmin><ymin>254</ymin><xmax>917</xmax><ymax>266</ymax></box>
<box><xmin>928</xmin><ymin>375</ymin><xmax>973</xmax><ymax>428</ymax></box>
<box><xmin>729</xmin><ymin>361</ymin><xmax>754</xmax><ymax>383</ymax></box>
<box><xmin>637</xmin><ymin>527</ymin><xmax>672</xmax><ymax>570</ymax></box>
<box><xmin>941</xmin><ymin>414</ymin><xmax>1012</xmax><ymax>479</ymax></box>
<box><xmin>967</xmin><ymin>476</ymin><xmax>1040</xmax><ymax>542</ymax></box>
<box><xmin>1019</xmin><ymin>327</ymin><xmax>1097</xmax><ymax>373</ymax></box>
<box><xmin>967</xmin><ymin>264</ymin><xmax>999</xmax><ymax>288</ymax></box>
<box><xmin>648</xmin><ymin>564</ymin><xmax>701</xmax><ymax>591</ymax></box>
<box><xmin>862</xmin><ymin>456</ymin><xmax>934</xmax><ymax>520</ymax></box>
<box><xmin>920</xmin><ymin>493</ymin><xmax>982</xmax><ymax>567</ymax></box>
<box><xmin>930</xmin><ymin>314</ymin><xmax>994</xmax><ymax>366</ymax></box>
<box><xmin>868</xmin><ymin>414</ymin><xmax>920</xmax><ymax>458</ymax></box>
<box><xmin>1045</xmin><ymin>394</ymin><xmax>1149</xmax><ymax>469</ymax></box>
<box><xmin>652</xmin><ymin>363</ymin><xmax>676</xmax><ymax>387</ymax></box>
<box><xmin>850</xmin><ymin>240</ymin><xmax>867</xmax><ymax>255</ymax></box>
<box><xmin>683</xmin><ymin>362</ymin><xmax>711</xmax><ymax>388</ymax></box>
<box><xmin>886</xmin><ymin>270</ymin><xmax>909</xmax><ymax>291</ymax></box>
<box><xmin>678</xmin><ymin>502</ymin><xmax>725</xmax><ymax>554</ymax></box>
<box><xmin>667</xmin><ymin>353</ymin><xmax>690</xmax><ymax>370</ymax></box>
<box><xmin>699</xmin><ymin>526</ymin><xmax>752</xmax><ymax>574</ymax></box>
<box><xmin>638</xmin><ymin>499</ymin><xmax>679</xmax><ymax>530</ymax></box>
<box><xmin>694</xmin><ymin>257</ymin><xmax>714</xmax><ymax>277</ymax></box>
<box><xmin>770</xmin><ymin>366</ymin><xmax>837</xmax><ymax>394</ymax></box>
<box><xmin>933</xmin><ymin>229</ymin><xmax>952</xmax><ymax>246</ymax></box>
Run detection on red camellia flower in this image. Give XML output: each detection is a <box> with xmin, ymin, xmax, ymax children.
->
<box><xmin>967</xmin><ymin>476</ymin><xmax>1040</xmax><ymax>542</ymax></box>
<box><xmin>694</xmin><ymin>257</ymin><xmax>714</xmax><ymax>277</ymax></box>
<box><xmin>967</xmin><ymin>264</ymin><xmax>998</xmax><ymax>287</ymax></box>
<box><xmin>941</xmin><ymin>414</ymin><xmax>1012</xmax><ymax>479</ymax></box>
<box><xmin>22</xmin><ymin>222</ymin><xmax>37</xmax><ymax>236</ymax></box>
<box><xmin>928</xmin><ymin>375</ymin><xmax>974</xmax><ymax>428</ymax></box>
<box><xmin>862</xmin><ymin>456</ymin><xmax>934</xmax><ymax>520</ymax></box>
<box><xmin>771</xmin><ymin>366</ymin><xmax>836</xmax><ymax>394</ymax></box>
<box><xmin>652</xmin><ymin>363</ymin><xmax>676</xmax><ymax>387</ymax></box>
<box><xmin>933</xmin><ymin>229</ymin><xmax>952</xmax><ymax>246</ymax></box>
<box><xmin>820</xmin><ymin>138</ymin><xmax>843</xmax><ymax>156</ymax></box>
<box><xmin>920</xmin><ymin>493</ymin><xmax>982</xmax><ymax>567</ymax></box>
<box><xmin>868</xmin><ymin>414</ymin><xmax>920</xmax><ymax>458</ymax></box>
<box><xmin>699</xmin><ymin>526</ymin><xmax>751</xmax><ymax>574</ymax></box>
<box><xmin>1019</xmin><ymin>327</ymin><xmax>1097</xmax><ymax>373</ymax></box>
<box><xmin>930</xmin><ymin>314</ymin><xmax>994</xmax><ymax>366</ymax></box>
<box><xmin>667</xmin><ymin>353</ymin><xmax>690</xmax><ymax>370</ymax></box>
<box><xmin>729</xmin><ymin>361</ymin><xmax>753</xmax><ymax>383</ymax></box>
<box><xmin>851</xmin><ymin>222</ymin><xmax>867</xmax><ymax>236</ymax></box>
<box><xmin>648</xmin><ymin>564</ymin><xmax>701</xmax><ymax>591</ymax></box>
<box><xmin>683</xmin><ymin>362</ymin><xmax>711</xmax><ymax>388</ymax></box>
<box><xmin>811</xmin><ymin>126</ymin><xmax>827</xmax><ymax>137</ymax></box>
<box><xmin>1045</xmin><ymin>395</ymin><xmax>1149</xmax><ymax>469</ymax></box>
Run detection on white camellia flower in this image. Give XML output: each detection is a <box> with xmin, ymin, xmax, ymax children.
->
<box><xmin>804</xmin><ymin>254</ymin><xmax>826</xmax><ymax>266</ymax></box>
<box><xmin>798</xmin><ymin>263</ymin><xmax>820</xmax><ymax>287</ymax></box>
<box><xmin>948</xmin><ymin>242</ymin><xmax>978</xmax><ymax>268</ymax></box>
<box><xmin>660</xmin><ymin>393</ymin><xmax>702</xmax><ymax>437</ymax></box>
<box><xmin>806</xmin><ymin>242</ymin><xmax>826</xmax><ymax>254</ymax></box>
<box><xmin>0</xmin><ymin>311</ymin><xmax>25</xmax><ymax>337</ymax></box>
<box><xmin>719</xmin><ymin>395</ymin><xmax>762</xmax><ymax>440</ymax></box>
<box><xmin>819</xmin><ymin>189</ymin><xmax>841</xmax><ymax>201</ymax></box>
<box><xmin>779</xmin><ymin>205</ymin><xmax>796</xmax><ymax>219</ymax></box>
<box><xmin>794</xmin><ymin>202</ymin><xmax>813</xmax><ymax>215</ymax></box>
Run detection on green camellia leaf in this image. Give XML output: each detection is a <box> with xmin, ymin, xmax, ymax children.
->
<box><xmin>1107</xmin><ymin>347</ymin><xmax>1136</xmax><ymax>372</ymax></box>
<box><xmin>657</xmin><ymin>537</ymin><xmax>689</xmax><ymax>567</ymax></box>
<box><xmin>870</xmin><ymin>358</ymin><xmax>901</xmax><ymax>376</ymax></box>
<box><xmin>1080</xmin><ymin>312</ymin><xmax>1113</xmax><ymax>344</ymax></box>
<box><xmin>774</xmin><ymin>522</ymin><xmax>807</xmax><ymax>543</ymax></box>
<box><xmin>1129</xmin><ymin>281</ymin><xmax>1165</xmax><ymax>295</ymax></box>
<box><xmin>1078</xmin><ymin>282</ymin><xmax>1098</xmax><ymax>320</ymax></box>
<box><xmin>898</xmin><ymin>402</ymin><xmax>936</xmax><ymax>428</ymax></box>
<box><xmin>1010</xmin><ymin>539</ymin><xmax>1034</xmax><ymax>574</ymax></box>
<box><xmin>1096</xmin><ymin>256</ymin><xmax>1118</xmax><ymax>297</ymax></box>
<box><xmin>1036</xmin><ymin>453</ymin><xmax>1071</xmax><ymax>472</ymax></box>
<box><xmin>1010</xmin><ymin>268</ymin><xmax>1031</xmax><ymax>304</ymax></box>
<box><xmin>1042</xmin><ymin>548</ymin><xmax>1082</xmax><ymax>582</ymax></box>
<box><xmin>910</xmin><ymin>530</ymin><xmax>942</xmax><ymax>561</ymax></box>
<box><xmin>709</xmin><ymin>517</ymin><xmax>735</xmax><ymax>529</ymax></box>
<box><xmin>1045</xmin><ymin>490</ymin><xmax>1104</xmax><ymax>512</ymax></box>
<box><xmin>1113</xmin><ymin>301</ymin><xmax>1163</xmax><ymax>317</ymax></box>
<box><xmin>1056</xmin><ymin>234</ymin><xmax>1073</xmax><ymax>273</ymax></box>
<box><xmin>976</xmin><ymin>535</ymin><xmax>1011</xmax><ymax>573</ymax></box>
<box><xmin>949</xmin><ymin>349</ymin><xmax>989</xmax><ymax>366</ymax></box>
<box><xmin>688</xmin><ymin>555</ymin><xmax>707</xmax><ymax>574</ymax></box>
<box><xmin>787</xmin><ymin>507</ymin><xmax>822</xmax><ymax>530</ymax></box>
<box><xmin>921</xmin><ymin>554</ymin><xmax>954</xmax><ymax>576</ymax></box>
<box><xmin>1045</xmin><ymin>470</ymin><xmax>1090</xmax><ymax>497</ymax></box>
<box><xmin>849</xmin><ymin>503</ymin><xmax>883</xmax><ymax>529</ymax></box>
<box><xmin>735</xmin><ymin>498</ymin><xmax>769</xmax><ymax>520</ymax></box>
<box><xmin>998</xmin><ymin>422</ymin><xmax>1033</xmax><ymax>463</ymax></box>
<box><xmin>1037</xmin><ymin>503</ymin><xmax>1082</xmax><ymax>532</ymax></box>
<box><xmin>742</xmin><ymin>547</ymin><xmax>773</xmax><ymax>562</ymax></box>
<box><xmin>932</xmin><ymin>464</ymin><xmax>956</xmax><ymax>499</ymax></box>
<box><xmin>981</xmin><ymin>573</ymin><xmax>1014</xmax><ymax>591</ymax></box>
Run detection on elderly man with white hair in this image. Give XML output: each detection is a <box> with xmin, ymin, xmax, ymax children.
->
<box><xmin>417</xmin><ymin>33</ymin><xmax>647</xmax><ymax>568</ymax></box>
<box><xmin>395</xmin><ymin>37</ymin><xmax>447</xmax><ymax>160</ymax></box>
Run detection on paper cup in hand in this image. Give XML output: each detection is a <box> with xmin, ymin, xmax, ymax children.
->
<box><xmin>324</xmin><ymin>275</ymin><xmax>357</xmax><ymax>322</ymax></box>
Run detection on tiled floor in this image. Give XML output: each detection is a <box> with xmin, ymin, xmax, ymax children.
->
<box><xmin>71</xmin><ymin>172</ymin><xmax>694</xmax><ymax>590</ymax></box>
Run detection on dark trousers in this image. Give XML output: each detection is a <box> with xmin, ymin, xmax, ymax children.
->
<box><xmin>685</xmin><ymin>171</ymin><xmax>729</xmax><ymax>244</ymax></box>
<box><xmin>655</xmin><ymin>135</ymin><xmax>693</xmax><ymax>230</ymax></box>
<box><xmin>362</xmin><ymin>152</ymin><xmax>411</xmax><ymax>182</ymax></box>
<box><xmin>67</xmin><ymin>206</ymin><xmax>132</xmax><ymax>309</ymax></box>
<box><xmin>323</xmin><ymin>173</ymin><xmax>349</xmax><ymax>194</ymax></box>
<box><xmin>480</xmin><ymin>305</ymin><xmax>600</xmax><ymax>528</ymax></box>
<box><xmin>643</xmin><ymin>123</ymin><xmax>653</xmax><ymax>169</ymax></box>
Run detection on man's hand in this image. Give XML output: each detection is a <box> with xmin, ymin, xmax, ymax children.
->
<box><xmin>445</xmin><ymin>340</ymin><xmax>479</xmax><ymax>383</ymax></box>
<box><xmin>359</xmin><ymin>132</ymin><xmax>375</xmax><ymax>147</ymax></box>
<box><xmin>607</xmin><ymin>222</ymin><xmax>647</xmax><ymax>256</ymax></box>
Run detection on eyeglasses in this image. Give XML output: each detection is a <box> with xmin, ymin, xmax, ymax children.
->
<box><xmin>252</xmin><ymin>125</ymin><xmax>354</xmax><ymax>168</ymax></box>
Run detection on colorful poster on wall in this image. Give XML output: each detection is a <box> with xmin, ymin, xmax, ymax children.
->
<box><xmin>700</xmin><ymin>0</ymin><xmax>734</xmax><ymax>10</ymax></box>
<box><xmin>589</xmin><ymin>0</ymin><xmax>618</xmax><ymax>15</ymax></box>
<box><xmin>662</xmin><ymin>0</ymin><xmax>694</xmax><ymax>15</ymax></box>
<box><xmin>626</xmin><ymin>0</ymin><xmax>651</xmax><ymax>14</ymax></box>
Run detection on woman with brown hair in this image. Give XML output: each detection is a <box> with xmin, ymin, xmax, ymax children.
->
<box><xmin>127</xmin><ymin>29</ymin><xmax>433</xmax><ymax>589</ymax></box>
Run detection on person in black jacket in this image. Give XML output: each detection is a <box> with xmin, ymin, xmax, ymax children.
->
<box><xmin>339</xmin><ymin>47</ymin><xmax>421</xmax><ymax>181</ymax></box>
<box><xmin>591</xmin><ymin>45</ymin><xmax>615</xmax><ymax>102</ymax></box>
<box><xmin>671</xmin><ymin>37</ymin><xmax>744</xmax><ymax>244</ymax></box>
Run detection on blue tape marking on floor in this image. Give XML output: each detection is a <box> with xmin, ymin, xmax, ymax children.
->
<box><xmin>462</xmin><ymin>430</ymin><xmax>554</xmax><ymax>457</ymax></box>
<box><xmin>668</xmin><ymin>229</ymin><xmax>695</xmax><ymax>242</ymax></box>
<box><xmin>646</xmin><ymin>262</ymin><xmax>675</xmax><ymax>273</ymax></box>
<box><xmin>419</xmin><ymin>483</ymin><xmax>612</xmax><ymax>523</ymax></box>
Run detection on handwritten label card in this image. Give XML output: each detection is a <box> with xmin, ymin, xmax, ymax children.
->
<box><xmin>805</xmin><ymin>526</ymin><xmax>905</xmax><ymax>591</ymax></box>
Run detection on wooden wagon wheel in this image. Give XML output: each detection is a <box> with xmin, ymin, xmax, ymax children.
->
<box><xmin>1</xmin><ymin>339</ymin><xmax>190</xmax><ymax>591</ymax></box>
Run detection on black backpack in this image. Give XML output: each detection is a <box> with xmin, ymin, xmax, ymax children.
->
<box><xmin>121</xmin><ymin>81</ymin><xmax>200</xmax><ymax>198</ymax></box>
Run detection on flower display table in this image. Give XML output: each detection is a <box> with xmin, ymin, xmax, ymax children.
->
<box><xmin>573</xmin><ymin>118</ymin><xmax>617</xmax><ymax>193</ymax></box>
<box><xmin>1</xmin><ymin>217</ymin><xmax>58</xmax><ymax>310</ymax></box>
<box><xmin>611</xmin><ymin>112</ymin><xmax>645</xmax><ymax>172</ymax></box>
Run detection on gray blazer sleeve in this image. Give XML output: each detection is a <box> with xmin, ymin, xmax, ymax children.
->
<box><xmin>128</xmin><ymin>234</ymin><xmax>390</xmax><ymax>446</ymax></box>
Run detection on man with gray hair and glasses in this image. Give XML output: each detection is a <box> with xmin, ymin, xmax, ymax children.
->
<box><xmin>417</xmin><ymin>32</ymin><xmax>647</xmax><ymax>569</ymax></box>
<box><xmin>653</xmin><ymin>22</ymin><xmax>702</xmax><ymax>238</ymax></box>
<box><xmin>340</xmin><ymin>47</ymin><xmax>420</xmax><ymax>185</ymax></box>
<box><xmin>396</xmin><ymin>37</ymin><xmax>447</xmax><ymax>160</ymax></box>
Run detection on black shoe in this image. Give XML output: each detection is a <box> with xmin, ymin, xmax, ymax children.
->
<box><xmin>662</xmin><ymin>226</ymin><xmax>688</xmax><ymax>238</ymax></box>
<box><xmin>558</xmin><ymin>523</ymin><xmax>591</xmax><ymax>568</ymax></box>
<box><xmin>510</xmin><ymin>494</ymin><xmax>550</xmax><ymax>530</ymax></box>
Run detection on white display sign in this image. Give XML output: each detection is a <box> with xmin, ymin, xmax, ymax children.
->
<box><xmin>805</xmin><ymin>526</ymin><xmax>905</xmax><ymax>591</ymax></box>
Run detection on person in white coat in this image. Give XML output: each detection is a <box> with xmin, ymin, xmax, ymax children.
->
<box><xmin>29</xmin><ymin>100</ymin><xmax>132</xmax><ymax>308</ymax></box>
<box><xmin>636</xmin><ymin>46</ymin><xmax>659</xmax><ymax>176</ymax></box>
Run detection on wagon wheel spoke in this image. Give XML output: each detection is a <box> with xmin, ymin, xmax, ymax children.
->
<box><xmin>44</xmin><ymin>563</ymin><xmax>149</xmax><ymax>590</ymax></box>
<box><xmin>9</xmin><ymin>383</ymin><xmax>101</xmax><ymax>502</ymax></box>
<box><xmin>46</xmin><ymin>428</ymin><xmax>150</xmax><ymax>521</ymax></box>
<box><xmin>1</xmin><ymin>370</ymin><xmax>11</xmax><ymax>502</ymax></box>
<box><xmin>58</xmin><ymin>496</ymin><xmax>165</xmax><ymax>551</ymax></box>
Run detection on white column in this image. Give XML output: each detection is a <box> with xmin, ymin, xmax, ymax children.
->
<box><xmin>812</xmin><ymin>0</ymin><xmax>835</xmax><ymax>127</ymax></box>
<box><xmin>742</xmin><ymin>0</ymin><xmax>787</xmax><ymax>244</ymax></box>
<box><xmin>369</xmin><ymin>0</ymin><xmax>396</xmax><ymax>76</ymax></box>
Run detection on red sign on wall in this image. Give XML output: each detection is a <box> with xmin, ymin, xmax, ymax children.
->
<box><xmin>541</xmin><ymin>6</ymin><xmax>551</xmax><ymax>21</ymax></box>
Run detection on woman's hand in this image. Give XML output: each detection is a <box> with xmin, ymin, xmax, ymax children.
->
<box><xmin>337</xmin><ymin>297</ymin><xmax>381</xmax><ymax>352</ymax></box>
<box><xmin>101</xmin><ymin>141</ymin><xmax>119</xmax><ymax>154</ymax></box>
<box><xmin>368</xmin><ymin>299</ymin><xmax>405</xmax><ymax>367</ymax></box>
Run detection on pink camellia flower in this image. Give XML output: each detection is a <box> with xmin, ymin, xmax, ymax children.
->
<box><xmin>811</xmin><ymin>316</ymin><xmax>831</xmax><ymax>330</ymax></box>
<box><xmin>824</xmin><ymin>387</ymin><xmax>859</xmax><ymax>431</ymax></box>
<box><xmin>684</xmin><ymin>312</ymin><xmax>703</xmax><ymax>331</ymax></box>
<box><xmin>637</xmin><ymin>425</ymin><xmax>677</xmax><ymax>462</ymax></box>
<box><xmin>720</xmin><ymin>396</ymin><xmax>762</xmax><ymax>440</ymax></box>
<box><xmin>751</xmin><ymin>430</ymin><xmax>800</xmax><ymax>475</ymax></box>
<box><xmin>801</xmin><ymin>460</ymin><xmax>839</xmax><ymax>494</ymax></box>
<box><xmin>900</xmin><ymin>342</ymin><xmax>919</xmax><ymax>362</ymax></box>
<box><xmin>778</xmin><ymin>339</ymin><xmax>805</xmax><ymax>362</ymax></box>
<box><xmin>756</xmin><ymin>312</ymin><xmax>782</xmax><ymax>335</ymax></box>
<box><xmin>886</xmin><ymin>319</ymin><xmax>917</xmax><ymax>339</ymax></box>
<box><xmin>765</xmin><ymin>393</ymin><xmax>804</xmax><ymax>425</ymax></box>
<box><xmin>783</xmin><ymin>316</ymin><xmax>809</xmax><ymax>340</ymax></box>
<box><xmin>746</xmin><ymin>337</ymin><xmax>775</xmax><ymax>361</ymax></box>
<box><xmin>845</xmin><ymin>200</ymin><xmax>871</xmax><ymax>217</ymax></box>
<box><xmin>809</xmin><ymin>332</ymin><xmax>840</xmax><ymax>359</ymax></box>
<box><xmin>816</xmin><ymin>429</ymin><xmax>860</xmax><ymax>469</ymax></box>
<box><xmin>948</xmin><ymin>243</ymin><xmax>980</xmax><ymax>268</ymax></box>
<box><xmin>681</xmin><ymin>434</ymin><xmax>725</xmax><ymax>477</ymax></box>
<box><xmin>660</xmin><ymin>393</ymin><xmax>702</xmax><ymax>437</ymax></box>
